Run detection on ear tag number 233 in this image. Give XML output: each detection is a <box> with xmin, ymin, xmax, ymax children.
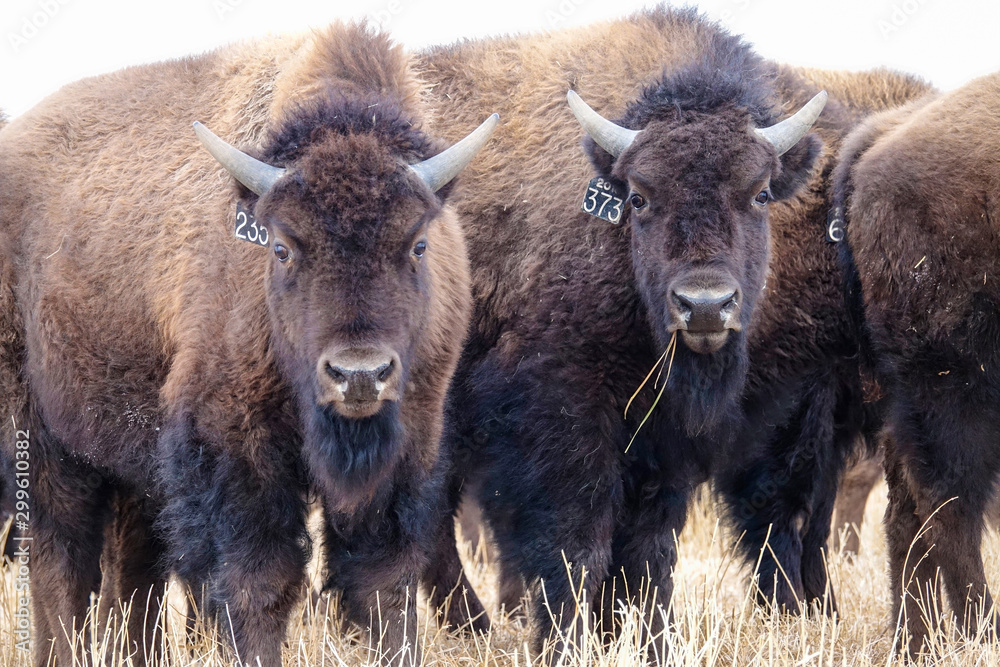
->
<box><xmin>235</xmin><ymin>202</ymin><xmax>269</xmax><ymax>247</ymax></box>
<box><xmin>581</xmin><ymin>177</ymin><xmax>627</xmax><ymax>225</ymax></box>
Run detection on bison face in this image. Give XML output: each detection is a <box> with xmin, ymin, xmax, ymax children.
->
<box><xmin>194</xmin><ymin>104</ymin><xmax>495</xmax><ymax>504</ymax></box>
<box><xmin>615</xmin><ymin>111</ymin><xmax>777</xmax><ymax>357</ymax></box>
<box><xmin>258</xmin><ymin>157</ymin><xmax>436</xmax><ymax>424</ymax></box>
<box><xmin>570</xmin><ymin>89</ymin><xmax>824</xmax><ymax>433</ymax></box>
<box><xmin>259</xmin><ymin>160</ymin><xmax>436</xmax><ymax>504</ymax></box>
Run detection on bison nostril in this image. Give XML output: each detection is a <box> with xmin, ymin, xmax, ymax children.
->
<box><xmin>326</xmin><ymin>363</ymin><xmax>347</xmax><ymax>383</ymax></box>
<box><xmin>376</xmin><ymin>360</ymin><xmax>394</xmax><ymax>383</ymax></box>
<box><xmin>672</xmin><ymin>292</ymin><xmax>694</xmax><ymax>321</ymax></box>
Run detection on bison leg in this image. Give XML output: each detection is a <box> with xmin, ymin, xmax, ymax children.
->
<box><xmin>324</xmin><ymin>474</ymin><xmax>443</xmax><ymax>667</ymax></box>
<box><xmin>885</xmin><ymin>397</ymin><xmax>1000</xmax><ymax>657</ymax></box>
<box><xmin>883</xmin><ymin>437</ymin><xmax>944</xmax><ymax>657</ymax></box>
<box><xmin>422</xmin><ymin>501</ymin><xmax>490</xmax><ymax>634</ymax></box>
<box><xmin>720</xmin><ymin>373</ymin><xmax>853</xmax><ymax>614</ymax></box>
<box><xmin>831</xmin><ymin>451</ymin><xmax>882</xmax><ymax>555</ymax></box>
<box><xmin>798</xmin><ymin>460</ymin><xmax>838</xmax><ymax>613</ymax></box>
<box><xmin>484</xmin><ymin>475</ymin><xmax>617</xmax><ymax>663</ymax></box>
<box><xmin>497</xmin><ymin>557</ymin><xmax>528</xmax><ymax>617</ymax></box>
<box><xmin>98</xmin><ymin>493</ymin><xmax>168</xmax><ymax>664</ymax></box>
<box><xmin>719</xmin><ymin>457</ymin><xmax>808</xmax><ymax>612</ymax></box>
<box><xmin>30</xmin><ymin>456</ymin><xmax>112</xmax><ymax>667</ymax></box>
<box><xmin>211</xmin><ymin>471</ymin><xmax>307</xmax><ymax>666</ymax></box>
<box><xmin>161</xmin><ymin>434</ymin><xmax>308</xmax><ymax>667</ymax></box>
<box><xmin>420</xmin><ymin>460</ymin><xmax>489</xmax><ymax>634</ymax></box>
<box><xmin>455</xmin><ymin>493</ymin><xmax>525</xmax><ymax>617</ymax></box>
<box><xmin>600</xmin><ymin>484</ymin><xmax>691</xmax><ymax>664</ymax></box>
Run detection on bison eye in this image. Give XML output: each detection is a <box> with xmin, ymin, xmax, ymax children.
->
<box><xmin>273</xmin><ymin>244</ymin><xmax>290</xmax><ymax>262</ymax></box>
<box><xmin>411</xmin><ymin>240</ymin><xmax>427</xmax><ymax>260</ymax></box>
<box><xmin>754</xmin><ymin>190</ymin><xmax>770</xmax><ymax>206</ymax></box>
<box><xmin>629</xmin><ymin>193</ymin><xmax>648</xmax><ymax>210</ymax></box>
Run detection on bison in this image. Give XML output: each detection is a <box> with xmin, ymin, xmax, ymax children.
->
<box><xmin>833</xmin><ymin>72</ymin><xmax>1000</xmax><ymax>657</ymax></box>
<box><xmin>0</xmin><ymin>22</ymin><xmax>496</xmax><ymax>666</ymax></box>
<box><xmin>414</xmin><ymin>6</ymin><xmax>931</xmax><ymax>655</ymax></box>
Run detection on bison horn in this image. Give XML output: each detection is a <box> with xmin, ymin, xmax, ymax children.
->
<box><xmin>754</xmin><ymin>91</ymin><xmax>828</xmax><ymax>156</ymax></box>
<box><xmin>566</xmin><ymin>90</ymin><xmax>639</xmax><ymax>158</ymax></box>
<box><xmin>409</xmin><ymin>113</ymin><xmax>500</xmax><ymax>192</ymax></box>
<box><xmin>193</xmin><ymin>122</ymin><xmax>287</xmax><ymax>196</ymax></box>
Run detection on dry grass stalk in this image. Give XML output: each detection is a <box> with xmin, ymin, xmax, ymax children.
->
<box><xmin>2</xmin><ymin>483</ymin><xmax>999</xmax><ymax>665</ymax></box>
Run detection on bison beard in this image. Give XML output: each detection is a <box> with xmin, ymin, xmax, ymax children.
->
<box><xmin>660</xmin><ymin>337</ymin><xmax>747</xmax><ymax>440</ymax></box>
<box><xmin>305</xmin><ymin>401</ymin><xmax>403</xmax><ymax>510</ymax></box>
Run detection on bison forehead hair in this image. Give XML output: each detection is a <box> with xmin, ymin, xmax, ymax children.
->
<box><xmin>623</xmin><ymin>52</ymin><xmax>778</xmax><ymax>131</ymax></box>
<box><xmin>260</xmin><ymin>96</ymin><xmax>444</xmax><ymax>225</ymax></box>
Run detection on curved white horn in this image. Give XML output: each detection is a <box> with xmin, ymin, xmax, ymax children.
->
<box><xmin>754</xmin><ymin>91</ymin><xmax>828</xmax><ymax>156</ymax></box>
<box><xmin>409</xmin><ymin>113</ymin><xmax>500</xmax><ymax>192</ymax></box>
<box><xmin>193</xmin><ymin>122</ymin><xmax>286</xmax><ymax>196</ymax></box>
<box><xmin>566</xmin><ymin>90</ymin><xmax>639</xmax><ymax>158</ymax></box>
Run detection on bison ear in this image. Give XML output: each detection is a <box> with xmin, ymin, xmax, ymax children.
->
<box><xmin>583</xmin><ymin>136</ymin><xmax>629</xmax><ymax>192</ymax></box>
<box><xmin>769</xmin><ymin>133</ymin><xmax>823</xmax><ymax>201</ymax></box>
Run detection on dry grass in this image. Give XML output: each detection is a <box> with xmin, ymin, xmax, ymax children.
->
<box><xmin>2</xmin><ymin>483</ymin><xmax>999</xmax><ymax>666</ymax></box>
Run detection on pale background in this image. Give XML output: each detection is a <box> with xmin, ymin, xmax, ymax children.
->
<box><xmin>2</xmin><ymin>0</ymin><xmax>999</xmax><ymax>118</ymax></box>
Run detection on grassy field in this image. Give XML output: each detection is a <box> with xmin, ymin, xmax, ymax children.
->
<box><xmin>1</xmin><ymin>483</ymin><xmax>998</xmax><ymax>666</ymax></box>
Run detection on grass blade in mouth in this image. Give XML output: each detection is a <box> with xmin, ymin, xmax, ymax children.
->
<box><xmin>625</xmin><ymin>331</ymin><xmax>678</xmax><ymax>453</ymax></box>
<box><xmin>624</xmin><ymin>343</ymin><xmax>669</xmax><ymax>419</ymax></box>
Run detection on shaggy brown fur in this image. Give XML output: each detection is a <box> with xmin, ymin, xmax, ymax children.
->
<box><xmin>834</xmin><ymin>73</ymin><xmax>1000</xmax><ymax>656</ymax></box>
<box><xmin>832</xmin><ymin>447</ymin><xmax>1000</xmax><ymax>558</ymax></box>
<box><xmin>414</xmin><ymin>6</ymin><xmax>932</xmax><ymax>655</ymax></box>
<box><xmin>0</xmin><ymin>108</ymin><xmax>15</xmax><ymax>564</ymax></box>
<box><xmin>0</xmin><ymin>23</ymin><xmax>476</xmax><ymax>666</ymax></box>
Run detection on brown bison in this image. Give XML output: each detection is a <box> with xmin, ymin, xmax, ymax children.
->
<box><xmin>833</xmin><ymin>72</ymin><xmax>1000</xmax><ymax>657</ymax></box>
<box><xmin>415</xmin><ymin>6</ymin><xmax>931</xmax><ymax>655</ymax></box>
<box><xmin>0</xmin><ymin>22</ymin><xmax>496</xmax><ymax>666</ymax></box>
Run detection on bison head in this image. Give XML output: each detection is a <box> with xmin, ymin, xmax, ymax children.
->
<box><xmin>569</xmin><ymin>70</ymin><xmax>825</xmax><ymax>435</ymax></box>
<box><xmin>194</xmin><ymin>101</ymin><xmax>496</xmax><ymax>505</ymax></box>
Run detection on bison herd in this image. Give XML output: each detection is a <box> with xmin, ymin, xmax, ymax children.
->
<box><xmin>0</xmin><ymin>6</ymin><xmax>997</xmax><ymax>667</ymax></box>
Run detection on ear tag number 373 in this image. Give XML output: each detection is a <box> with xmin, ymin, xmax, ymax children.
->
<box><xmin>235</xmin><ymin>202</ymin><xmax>269</xmax><ymax>247</ymax></box>
<box><xmin>581</xmin><ymin>177</ymin><xmax>626</xmax><ymax>225</ymax></box>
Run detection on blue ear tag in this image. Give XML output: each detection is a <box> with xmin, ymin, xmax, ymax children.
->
<box><xmin>581</xmin><ymin>177</ymin><xmax>627</xmax><ymax>225</ymax></box>
<box><xmin>234</xmin><ymin>202</ymin><xmax>269</xmax><ymax>247</ymax></box>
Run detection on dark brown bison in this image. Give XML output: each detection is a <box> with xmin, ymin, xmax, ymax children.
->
<box><xmin>0</xmin><ymin>23</ymin><xmax>496</xmax><ymax>666</ymax></box>
<box><xmin>414</xmin><ymin>7</ymin><xmax>931</xmax><ymax>655</ymax></box>
<box><xmin>833</xmin><ymin>72</ymin><xmax>1000</xmax><ymax>657</ymax></box>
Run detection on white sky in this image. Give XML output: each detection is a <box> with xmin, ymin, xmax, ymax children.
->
<box><xmin>2</xmin><ymin>0</ymin><xmax>999</xmax><ymax>118</ymax></box>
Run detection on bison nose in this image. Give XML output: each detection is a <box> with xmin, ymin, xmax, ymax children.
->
<box><xmin>670</xmin><ymin>286</ymin><xmax>741</xmax><ymax>333</ymax></box>
<box><xmin>317</xmin><ymin>347</ymin><xmax>402</xmax><ymax>410</ymax></box>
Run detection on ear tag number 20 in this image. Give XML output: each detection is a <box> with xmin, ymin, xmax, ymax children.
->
<box><xmin>581</xmin><ymin>177</ymin><xmax>627</xmax><ymax>225</ymax></box>
<box><xmin>235</xmin><ymin>202</ymin><xmax>269</xmax><ymax>247</ymax></box>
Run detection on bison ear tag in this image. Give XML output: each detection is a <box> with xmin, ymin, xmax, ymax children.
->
<box><xmin>826</xmin><ymin>206</ymin><xmax>845</xmax><ymax>243</ymax></box>
<box><xmin>581</xmin><ymin>177</ymin><xmax>627</xmax><ymax>225</ymax></box>
<box><xmin>234</xmin><ymin>202</ymin><xmax>269</xmax><ymax>247</ymax></box>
